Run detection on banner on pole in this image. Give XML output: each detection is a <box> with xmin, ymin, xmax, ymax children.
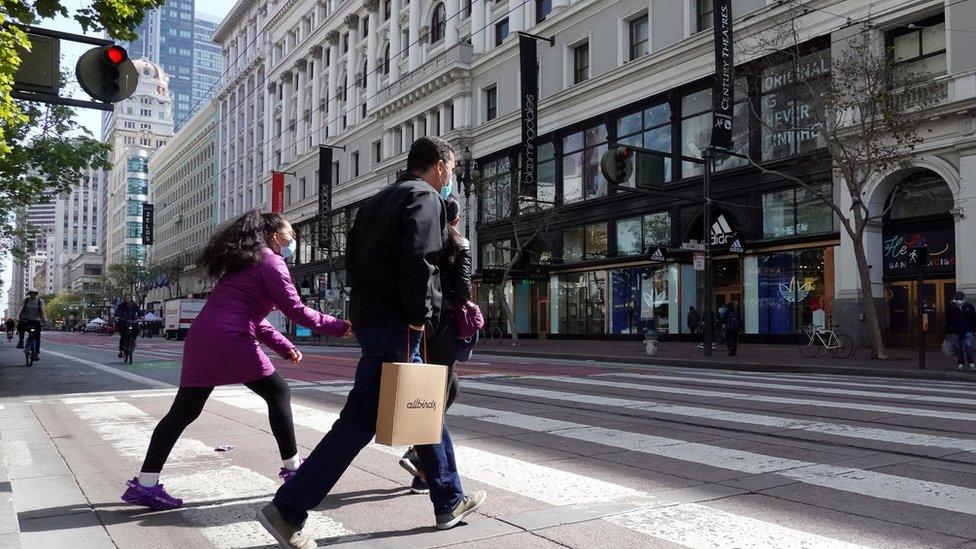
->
<box><xmin>519</xmin><ymin>35</ymin><xmax>538</xmax><ymax>199</ymax></box>
<box><xmin>710</xmin><ymin>0</ymin><xmax>734</xmax><ymax>150</ymax></box>
<box><xmin>318</xmin><ymin>146</ymin><xmax>334</xmax><ymax>251</ymax></box>
<box><xmin>141</xmin><ymin>203</ymin><xmax>154</xmax><ymax>245</ymax></box>
<box><xmin>271</xmin><ymin>172</ymin><xmax>285</xmax><ymax>214</ymax></box>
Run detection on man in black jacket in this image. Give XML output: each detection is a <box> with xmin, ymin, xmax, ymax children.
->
<box><xmin>261</xmin><ymin>137</ymin><xmax>485</xmax><ymax>549</ymax></box>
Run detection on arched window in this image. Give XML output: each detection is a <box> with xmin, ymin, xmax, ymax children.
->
<box><xmin>430</xmin><ymin>3</ymin><xmax>446</xmax><ymax>44</ymax></box>
<box><xmin>382</xmin><ymin>44</ymin><xmax>391</xmax><ymax>75</ymax></box>
<box><xmin>887</xmin><ymin>170</ymin><xmax>954</xmax><ymax>220</ymax></box>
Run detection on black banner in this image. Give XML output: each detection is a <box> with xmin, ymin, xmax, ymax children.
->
<box><xmin>141</xmin><ymin>203</ymin><xmax>154</xmax><ymax>245</ymax></box>
<box><xmin>519</xmin><ymin>35</ymin><xmax>538</xmax><ymax>199</ymax></box>
<box><xmin>318</xmin><ymin>146</ymin><xmax>333</xmax><ymax>251</ymax></box>
<box><xmin>710</xmin><ymin>0</ymin><xmax>734</xmax><ymax>150</ymax></box>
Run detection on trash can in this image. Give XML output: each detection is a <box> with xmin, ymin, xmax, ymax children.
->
<box><xmin>643</xmin><ymin>328</ymin><xmax>659</xmax><ymax>356</ymax></box>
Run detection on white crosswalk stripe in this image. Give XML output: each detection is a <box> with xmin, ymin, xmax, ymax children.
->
<box><xmin>214</xmin><ymin>393</ymin><xmax>868</xmax><ymax>547</ymax></box>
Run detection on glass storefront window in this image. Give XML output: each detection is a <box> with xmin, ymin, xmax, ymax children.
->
<box><xmin>562</xmin><ymin>222</ymin><xmax>608</xmax><ymax>262</ymax></box>
<box><xmin>481</xmin><ymin>239</ymin><xmax>511</xmax><ymax>267</ymax></box>
<box><xmin>616</xmin><ymin>212</ymin><xmax>671</xmax><ymax>256</ymax></box>
<box><xmin>562</xmin><ymin>124</ymin><xmax>608</xmax><ymax>204</ymax></box>
<box><xmin>755</xmin><ymin>248</ymin><xmax>826</xmax><ymax>334</ymax></box>
<box><xmin>610</xmin><ymin>266</ymin><xmax>675</xmax><ymax>335</ymax></box>
<box><xmin>682</xmin><ymin>81</ymin><xmax>749</xmax><ymax>177</ymax></box>
<box><xmin>617</xmin><ymin>103</ymin><xmax>672</xmax><ymax>185</ymax></box>
<box><xmin>762</xmin><ymin>183</ymin><xmax>834</xmax><ymax>239</ymax></box>
<box><xmin>556</xmin><ymin>271</ymin><xmax>606</xmax><ymax>335</ymax></box>
<box><xmin>889</xmin><ymin>172</ymin><xmax>954</xmax><ymax>219</ymax></box>
<box><xmin>480</xmin><ymin>156</ymin><xmax>512</xmax><ymax>222</ymax></box>
<box><xmin>761</xmin><ymin>49</ymin><xmax>830</xmax><ymax>161</ymax></box>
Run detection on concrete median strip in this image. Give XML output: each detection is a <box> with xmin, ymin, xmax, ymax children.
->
<box><xmin>216</xmin><ymin>392</ymin><xmax>872</xmax><ymax>548</ymax></box>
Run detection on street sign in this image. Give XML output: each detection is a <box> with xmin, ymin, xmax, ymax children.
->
<box><xmin>649</xmin><ymin>247</ymin><xmax>667</xmax><ymax>263</ymax></box>
<box><xmin>682</xmin><ymin>241</ymin><xmax>705</xmax><ymax>251</ymax></box>
<box><xmin>693</xmin><ymin>252</ymin><xmax>706</xmax><ymax>271</ymax></box>
<box><xmin>14</xmin><ymin>33</ymin><xmax>59</xmax><ymax>95</ymax></box>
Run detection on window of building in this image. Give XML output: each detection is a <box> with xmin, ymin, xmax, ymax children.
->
<box><xmin>762</xmin><ymin>183</ymin><xmax>835</xmax><ymax>239</ymax></box>
<box><xmin>573</xmin><ymin>42</ymin><xmax>589</xmax><ymax>84</ymax></box>
<box><xmin>889</xmin><ymin>15</ymin><xmax>946</xmax><ymax>81</ymax></box>
<box><xmin>126</xmin><ymin>178</ymin><xmax>148</xmax><ymax>195</ymax></box>
<box><xmin>363</xmin><ymin>15</ymin><xmax>369</xmax><ymax>37</ymax></box>
<box><xmin>126</xmin><ymin>200</ymin><xmax>143</xmax><ymax>216</ymax></box>
<box><xmin>697</xmin><ymin>0</ymin><xmax>714</xmax><ymax>32</ymax></box>
<box><xmin>431</xmin><ymin>3</ymin><xmax>446</xmax><ymax>44</ymax></box>
<box><xmin>617</xmin><ymin>102</ymin><xmax>672</xmax><ymax>184</ymax></box>
<box><xmin>342</xmin><ymin>33</ymin><xmax>349</xmax><ymax>53</ymax></box>
<box><xmin>616</xmin><ymin>212</ymin><xmax>671</xmax><ymax>256</ymax></box>
<box><xmin>480</xmin><ymin>156</ymin><xmax>513</xmax><ymax>223</ymax></box>
<box><xmin>484</xmin><ymin>85</ymin><xmax>497</xmax><ymax>121</ymax></box>
<box><xmin>629</xmin><ymin>15</ymin><xmax>649</xmax><ymax>60</ymax></box>
<box><xmin>562</xmin><ymin>123</ymin><xmax>608</xmax><ymax>204</ymax></box>
<box><xmin>760</xmin><ymin>49</ymin><xmax>830</xmax><ymax>161</ymax></box>
<box><xmin>384</xmin><ymin>0</ymin><xmax>391</xmax><ymax>20</ymax></box>
<box><xmin>536</xmin><ymin>0</ymin><xmax>552</xmax><ymax>23</ymax></box>
<box><xmin>382</xmin><ymin>44</ymin><xmax>391</xmax><ymax>74</ymax></box>
<box><xmin>285</xmin><ymin>183</ymin><xmax>292</xmax><ymax>206</ymax></box>
<box><xmin>562</xmin><ymin>223</ymin><xmax>608</xmax><ymax>262</ymax></box>
<box><xmin>495</xmin><ymin>18</ymin><xmax>510</xmax><ymax>46</ymax></box>
<box><xmin>352</xmin><ymin>151</ymin><xmax>360</xmax><ymax>177</ymax></box>
<box><xmin>125</xmin><ymin>221</ymin><xmax>142</xmax><ymax>239</ymax></box>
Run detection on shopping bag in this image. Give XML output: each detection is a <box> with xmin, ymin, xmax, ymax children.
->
<box><xmin>942</xmin><ymin>334</ymin><xmax>958</xmax><ymax>357</ymax></box>
<box><xmin>375</xmin><ymin>360</ymin><xmax>448</xmax><ymax>446</ymax></box>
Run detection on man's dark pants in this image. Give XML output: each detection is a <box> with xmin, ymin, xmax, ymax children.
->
<box><xmin>17</xmin><ymin>320</ymin><xmax>41</xmax><ymax>352</ymax></box>
<box><xmin>272</xmin><ymin>321</ymin><xmax>465</xmax><ymax>527</ymax></box>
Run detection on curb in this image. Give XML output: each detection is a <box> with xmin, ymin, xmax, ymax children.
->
<box><xmin>471</xmin><ymin>348</ymin><xmax>976</xmax><ymax>381</ymax></box>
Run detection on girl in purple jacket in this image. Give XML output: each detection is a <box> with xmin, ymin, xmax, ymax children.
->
<box><xmin>122</xmin><ymin>211</ymin><xmax>351</xmax><ymax>510</ymax></box>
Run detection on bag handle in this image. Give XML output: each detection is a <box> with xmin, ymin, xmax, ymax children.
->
<box><xmin>406</xmin><ymin>327</ymin><xmax>428</xmax><ymax>363</ymax></box>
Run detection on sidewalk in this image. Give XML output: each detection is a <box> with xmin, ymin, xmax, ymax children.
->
<box><xmin>473</xmin><ymin>338</ymin><xmax>974</xmax><ymax>381</ymax></box>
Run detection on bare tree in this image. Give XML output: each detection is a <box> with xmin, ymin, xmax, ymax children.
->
<box><xmin>735</xmin><ymin>7</ymin><xmax>944</xmax><ymax>359</ymax></box>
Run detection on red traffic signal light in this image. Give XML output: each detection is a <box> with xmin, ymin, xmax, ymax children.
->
<box><xmin>76</xmin><ymin>44</ymin><xmax>138</xmax><ymax>103</ymax></box>
<box><xmin>601</xmin><ymin>146</ymin><xmax>634</xmax><ymax>185</ymax></box>
<box><xmin>104</xmin><ymin>45</ymin><xmax>127</xmax><ymax>65</ymax></box>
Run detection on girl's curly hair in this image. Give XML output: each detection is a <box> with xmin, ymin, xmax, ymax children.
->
<box><xmin>198</xmin><ymin>210</ymin><xmax>286</xmax><ymax>278</ymax></box>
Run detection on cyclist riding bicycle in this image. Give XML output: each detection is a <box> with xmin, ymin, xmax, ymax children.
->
<box><xmin>16</xmin><ymin>290</ymin><xmax>45</xmax><ymax>361</ymax></box>
<box><xmin>114</xmin><ymin>295</ymin><xmax>143</xmax><ymax>358</ymax></box>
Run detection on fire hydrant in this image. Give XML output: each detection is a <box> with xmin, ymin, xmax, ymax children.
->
<box><xmin>643</xmin><ymin>328</ymin><xmax>659</xmax><ymax>356</ymax></box>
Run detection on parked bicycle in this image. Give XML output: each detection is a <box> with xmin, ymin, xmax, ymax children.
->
<box><xmin>23</xmin><ymin>325</ymin><xmax>39</xmax><ymax>367</ymax></box>
<box><xmin>120</xmin><ymin>322</ymin><xmax>141</xmax><ymax>365</ymax></box>
<box><xmin>798</xmin><ymin>323</ymin><xmax>855</xmax><ymax>359</ymax></box>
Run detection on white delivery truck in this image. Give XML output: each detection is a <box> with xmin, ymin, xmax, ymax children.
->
<box><xmin>163</xmin><ymin>298</ymin><xmax>206</xmax><ymax>341</ymax></box>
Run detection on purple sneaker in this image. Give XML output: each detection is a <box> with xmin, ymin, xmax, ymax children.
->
<box><xmin>278</xmin><ymin>460</ymin><xmax>303</xmax><ymax>483</ymax></box>
<box><xmin>121</xmin><ymin>477</ymin><xmax>183</xmax><ymax>510</ymax></box>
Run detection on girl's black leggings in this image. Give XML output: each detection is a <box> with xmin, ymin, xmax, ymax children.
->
<box><xmin>141</xmin><ymin>372</ymin><xmax>296</xmax><ymax>473</ymax></box>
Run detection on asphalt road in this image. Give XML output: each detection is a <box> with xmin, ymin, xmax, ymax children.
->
<box><xmin>1</xmin><ymin>332</ymin><xmax>976</xmax><ymax>548</ymax></box>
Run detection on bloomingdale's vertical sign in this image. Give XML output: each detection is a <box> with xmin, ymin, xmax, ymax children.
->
<box><xmin>318</xmin><ymin>146</ymin><xmax>333</xmax><ymax>252</ymax></box>
<box><xmin>711</xmin><ymin>0</ymin><xmax>734</xmax><ymax>150</ymax></box>
<box><xmin>519</xmin><ymin>34</ymin><xmax>538</xmax><ymax>199</ymax></box>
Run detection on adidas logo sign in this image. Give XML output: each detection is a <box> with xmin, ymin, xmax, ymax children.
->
<box><xmin>729</xmin><ymin>239</ymin><xmax>744</xmax><ymax>254</ymax></box>
<box><xmin>649</xmin><ymin>248</ymin><xmax>666</xmax><ymax>262</ymax></box>
<box><xmin>711</xmin><ymin>214</ymin><xmax>735</xmax><ymax>246</ymax></box>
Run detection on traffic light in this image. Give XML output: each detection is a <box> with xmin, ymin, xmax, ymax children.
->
<box><xmin>601</xmin><ymin>146</ymin><xmax>634</xmax><ymax>185</ymax></box>
<box><xmin>75</xmin><ymin>44</ymin><xmax>138</xmax><ymax>103</ymax></box>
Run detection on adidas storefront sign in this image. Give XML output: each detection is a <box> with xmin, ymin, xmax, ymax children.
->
<box><xmin>649</xmin><ymin>247</ymin><xmax>667</xmax><ymax>263</ymax></box>
<box><xmin>729</xmin><ymin>239</ymin><xmax>744</xmax><ymax>254</ymax></box>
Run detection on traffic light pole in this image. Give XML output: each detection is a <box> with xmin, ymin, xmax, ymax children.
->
<box><xmin>702</xmin><ymin>148</ymin><xmax>714</xmax><ymax>357</ymax></box>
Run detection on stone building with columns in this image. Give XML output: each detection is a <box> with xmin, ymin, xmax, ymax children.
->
<box><xmin>212</xmin><ymin>0</ymin><xmax>976</xmax><ymax>347</ymax></box>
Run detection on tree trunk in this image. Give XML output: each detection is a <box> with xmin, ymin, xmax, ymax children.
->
<box><xmin>851</xmin><ymin>236</ymin><xmax>887</xmax><ymax>359</ymax></box>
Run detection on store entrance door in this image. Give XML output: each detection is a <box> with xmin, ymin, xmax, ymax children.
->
<box><xmin>710</xmin><ymin>258</ymin><xmax>743</xmax><ymax>327</ymax></box>
<box><xmin>885</xmin><ymin>279</ymin><xmax>955</xmax><ymax>347</ymax></box>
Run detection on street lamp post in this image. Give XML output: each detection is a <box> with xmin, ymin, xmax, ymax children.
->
<box><xmin>457</xmin><ymin>147</ymin><xmax>480</xmax><ymax>243</ymax></box>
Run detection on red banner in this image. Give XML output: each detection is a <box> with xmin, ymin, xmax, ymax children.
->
<box><xmin>271</xmin><ymin>172</ymin><xmax>285</xmax><ymax>213</ymax></box>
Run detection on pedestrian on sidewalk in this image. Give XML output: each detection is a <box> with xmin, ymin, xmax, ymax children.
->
<box><xmin>398</xmin><ymin>196</ymin><xmax>469</xmax><ymax>495</ymax></box>
<box><xmin>258</xmin><ymin>137</ymin><xmax>486</xmax><ymax>549</ymax></box>
<box><xmin>722</xmin><ymin>301</ymin><xmax>742</xmax><ymax>357</ymax></box>
<box><xmin>121</xmin><ymin>210</ymin><xmax>352</xmax><ymax>511</ymax></box>
<box><xmin>947</xmin><ymin>291</ymin><xmax>976</xmax><ymax>371</ymax></box>
<box><xmin>687</xmin><ymin>306</ymin><xmax>701</xmax><ymax>335</ymax></box>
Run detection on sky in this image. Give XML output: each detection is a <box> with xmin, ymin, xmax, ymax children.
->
<box><xmin>2</xmin><ymin>0</ymin><xmax>240</xmax><ymax>296</ymax></box>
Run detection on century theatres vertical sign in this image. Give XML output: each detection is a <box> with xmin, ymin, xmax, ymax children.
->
<box><xmin>271</xmin><ymin>172</ymin><xmax>285</xmax><ymax>214</ymax></box>
<box><xmin>710</xmin><ymin>0</ymin><xmax>734</xmax><ymax>150</ymax></box>
<box><xmin>519</xmin><ymin>35</ymin><xmax>538</xmax><ymax>199</ymax></box>
<box><xmin>317</xmin><ymin>146</ymin><xmax>333</xmax><ymax>252</ymax></box>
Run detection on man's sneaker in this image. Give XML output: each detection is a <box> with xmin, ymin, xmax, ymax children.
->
<box><xmin>118</xmin><ymin>351</ymin><xmax>125</xmax><ymax>358</ymax></box>
<box><xmin>410</xmin><ymin>476</ymin><xmax>429</xmax><ymax>494</ymax></box>
<box><xmin>257</xmin><ymin>503</ymin><xmax>316</xmax><ymax>549</ymax></box>
<box><xmin>435</xmin><ymin>490</ymin><xmax>487</xmax><ymax>530</ymax></box>
<box><xmin>278</xmin><ymin>460</ymin><xmax>303</xmax><ymax>483</ymax></box>
<box><xmin>121</xmin><ymin>477</ymin><xmax>183</xmax><ymax>510</ymax></box>
<box><xmin>969</xmin><ymin>364</ymin><xmax>976</xmax><ymax>372</ymax></box>
<box><xmin>399</xmin><ymin>448</ymin><xmax>420</xmax><ymax>478</ymax></box>
<box><xmin>959</xmin><ymin>364</ymin><xmax>966</xmax><ymax>372</ymax></box>
<box><xmin>31</xmin><ymin>354</ymin><xmax>38</xmax><ymax>361</ymax></box>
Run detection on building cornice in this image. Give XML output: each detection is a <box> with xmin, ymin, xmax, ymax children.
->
<box><xmin>213</xmin><ymin>0</ymin><xmax>258</xmax><ymax>43</ymax></box>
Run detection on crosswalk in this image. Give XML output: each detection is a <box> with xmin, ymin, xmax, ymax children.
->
<box><xmin>4</xmin><ymin>365</ymin><xmax>976</xmax><ymax>548</ymax></box>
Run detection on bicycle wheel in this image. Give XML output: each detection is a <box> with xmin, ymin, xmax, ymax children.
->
<box><xmin>24</xmin><ymin>340</ymin><xmax>33</xmax><ymax>368</ymax></box>
<box><xmin>799</xmin><ymin>332</ymin><xmax>821</xmax><ymax>358</ymax></box>
<box><xmin>830</xmin><ymin>333</ymin><xmax>855</xmax><ymax>359</ymax></box>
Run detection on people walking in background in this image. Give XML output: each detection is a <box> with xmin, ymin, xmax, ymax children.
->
<box><xmin>722</xmin><ymin>301</ymin><xmax>742</xmax><ymax>357</ymax></box>
<box><xmin>17</xmin><ymin>290</ymin><xmax>45</xmax><ymax>359</ymax></box>
<box><xmin>399</xmin><ymin>196</ymin><xmax>470</xmax><ymax>495</ymax></box>
<box><xmin>259</xmin><ymin>137</ymin><xmax>485</xmax><ymax>549</ymax></box>
<box><xmin>947</xmin><ymin>291</ymin><xmax>976</xmax><ymax>371</ymax></box>
<box><xmin>687</xmin><ymin>306</ymin><xmax>701</xmax><ymax>335</ymax></box>
<box><xmin>121</xmin><ymin>210</ymin><xmax>352</xmax><ymax>512</ymax></box>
